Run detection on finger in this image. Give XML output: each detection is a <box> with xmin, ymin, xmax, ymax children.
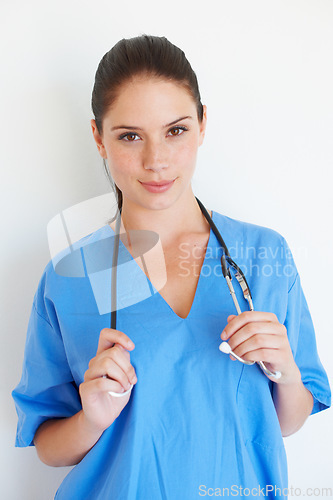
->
<box><xmin>87</xmin><ymin>348</ymin><xmax>137</xmax><ymax>386</ymax></box>
<box><xmin>81</xmin><ymin>376</ymin><xmax>126</xmax><ymax>397</ymax></box>
<box><xmin>103</xmin><ymin>344</ymin><xmax>137</xmax><ymax>384</ymax></box>
<box><xmin>85</xmin><ymin>356</ymin><xmax>136</xmax><ymax>390</ymax></box>
<box><xmin>232</xmin><ymin>347</ymin><xmax>281</xmax><ymax>366</ymax></box>
<box><xmin>230</xmin><ymin>332</ymin><xmax>283</xmax><ymax>360</ymax></box>
<box><xmin>222</xmin><ymin>311</ymin><xmax>279</xmax><ymax>340</ymax></box>
<box><xmin>227</xmin><ymin>321</ymin><xmax>286</xmax><ymax>351</ymax></box>
<box><xmin>97</xmin><ymin>328</ymin><xmax>135</xmax><ymax>355</ymax></box>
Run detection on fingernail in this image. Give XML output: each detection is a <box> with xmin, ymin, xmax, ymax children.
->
<box><xmin>222</xmin><ymin>331</ymin><xmax>227</xmax><ymax>340</ymax></box>
<box><xmin>131</xmin><ymin>375</ymin><xmax>137</xmax><ymax>384</ymax></box>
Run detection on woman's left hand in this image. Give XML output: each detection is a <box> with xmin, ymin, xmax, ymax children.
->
<box><xmin>221</xmin><ymin>311</ymin><xmax>301</xmax><ymax>384</ymax></box>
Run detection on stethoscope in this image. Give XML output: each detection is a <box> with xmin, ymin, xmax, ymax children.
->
<box><xmin>108</xmin><ymin>197</ymin><xmax>281</xmax><ymax>398</ymax></box>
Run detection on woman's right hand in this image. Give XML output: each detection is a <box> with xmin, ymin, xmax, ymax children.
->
<box><xmin>79</xmin><ymin>328</ymin><xmax>137</xmax><ymax>434</ymax></box>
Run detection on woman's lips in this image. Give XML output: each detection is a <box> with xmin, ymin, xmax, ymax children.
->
<box><xmin>139</xmin><ymin>179</ymin><xmax>175</xmax><ymax>193</ymax></box>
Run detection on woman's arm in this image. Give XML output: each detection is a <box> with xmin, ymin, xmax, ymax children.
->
<box><xmin>34</xmin><ymin>410</ymin><xmax>104</xmax><ymax>467</ymax></box>
<box><xmin>272</xmin><ymin>376</ymin><xmax>313</xmax><ymax>437</ymax></box>
<box><xmin>34</xmin><ymin>329</ymin><xmax>137</xmax><ymax>466</ymax></box>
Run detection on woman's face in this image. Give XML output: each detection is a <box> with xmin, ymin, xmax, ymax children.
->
<box><xmin>91</xmin><ymin>76</ymin><xmax>207</xmax><ymax>212</ymax></box>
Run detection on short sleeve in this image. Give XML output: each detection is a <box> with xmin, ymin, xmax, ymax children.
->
<box><xmin>12</xmin><ymin>276</ymin><xmax>82</xmax><ymax>447</ymax></box>
<box><xmin>284</xmin><ymin>272</ymin><xmax>331</xmax><ymax>415</ymax></box>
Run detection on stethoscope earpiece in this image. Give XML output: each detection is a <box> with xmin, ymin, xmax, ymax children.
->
<box><xmin>219</xmin><ymin>342</ymin><xmax>255</xmax><ymax>366</ymax></box>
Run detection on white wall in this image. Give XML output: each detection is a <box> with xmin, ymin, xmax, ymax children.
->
<box><xmin>1</xmin><ymin>0</ymin><xmax>332</xmax><ymax>498</ymax></box>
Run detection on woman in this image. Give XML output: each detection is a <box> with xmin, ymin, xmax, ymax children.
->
<box><xmin>13</xmin><ymin>35</ymin><xmax>330</xmax><ymax>499</ymax></box>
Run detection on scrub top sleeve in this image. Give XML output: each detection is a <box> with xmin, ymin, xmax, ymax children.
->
<box><xmin>12</xmin><ymin>298</ymin><xmax>82</xmax><ymax>447</ymax></box>
<box><xmin>284</xmin><ymin>271</ymin><xmax>331</xmax><ymax>415</ymax></box>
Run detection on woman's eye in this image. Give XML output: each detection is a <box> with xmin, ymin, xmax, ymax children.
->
<box><xmin>119</xmin><ymin>126</ymin><xmax>188</xmax><ymax>141</ymax></box>
<box><xmin>119</xmin><ymin>132</ymin><xmax>140</xmax><ymax>142</ymax></box>
<box><xmin>168</xmin><ymin>126</ymin><xmax>188</xmax><ymax>137</ymax></box>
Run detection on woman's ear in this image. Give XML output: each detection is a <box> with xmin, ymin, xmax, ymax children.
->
<box><xmin>198</xmin><ymin>105</ymin><xmax>207</xmax><ymax>146</ymax></box>
<box><xmin>91</xmin><ymin>119</ymin><xmax>107</xmax><ymax>158</ymax></box>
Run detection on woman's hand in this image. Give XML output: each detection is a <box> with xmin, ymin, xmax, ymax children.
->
<box><xmin>221</xmin><ymin>311</ymin><xmax>301</xmax><ymax>384</ymax></box>
<box><xmin>79</xmin><ymin>328</ymin><xmax>138</xmax><ymax>434</ymax></box>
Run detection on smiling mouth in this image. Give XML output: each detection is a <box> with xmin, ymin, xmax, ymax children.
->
<box><xmin>139</xmin><ymin>179</ymin><xmax>176</xmax><ymax>186</ymax></box>
<box><xmin>139</xmin><ymin>179</ymin><xmax>176</xmax><ymax>192</ymax></box>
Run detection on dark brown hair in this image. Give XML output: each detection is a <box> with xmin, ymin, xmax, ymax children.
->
<box><xmin>91</xmin><ymin>34</ymin><xmax>204</xmax><ymax>211</ymax></box>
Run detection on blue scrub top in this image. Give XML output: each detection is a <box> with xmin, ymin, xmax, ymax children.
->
<box><xmin>12</xmin><ymin>210</ymin><xmax>331</xmax><ymax>500</ymax></box>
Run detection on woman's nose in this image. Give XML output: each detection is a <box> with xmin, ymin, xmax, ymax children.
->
<box><xmin>143</xmin><ymin>141</ymin><xmax>168</xmax><ymax>172</ymax></box>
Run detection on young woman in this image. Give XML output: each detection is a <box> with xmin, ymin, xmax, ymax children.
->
<box><xmin>13</xmin><ymin>35</ymin><xmax>330</xmax><ymax>499</ymax></box>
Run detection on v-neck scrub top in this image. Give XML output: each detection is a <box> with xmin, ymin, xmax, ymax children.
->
<box><xmin>12</xmin><ymin>211</ymin><xmax>331</xmax><ymax>500</ymax></box>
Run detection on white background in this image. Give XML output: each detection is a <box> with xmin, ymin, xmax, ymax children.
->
<box><xmin>1</xmin><ymin>1</ymin><xmax>332</xmax><ymax>498</ymax></box>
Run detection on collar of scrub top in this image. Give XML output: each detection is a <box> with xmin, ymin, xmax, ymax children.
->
<box><xmin>109</xmin><ymin>197</ymin><xmax>281</xmax><ymax>398</ymax></box>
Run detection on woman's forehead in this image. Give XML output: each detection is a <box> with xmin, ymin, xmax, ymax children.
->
<box><xmin>103</xmin><ymin>77</ymin><xmax>196</xmax><ymax>125</ymax></box>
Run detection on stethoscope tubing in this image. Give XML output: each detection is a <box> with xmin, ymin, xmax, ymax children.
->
<box><xmin>196</xmin><ymin>200</ymin><xmax>281</xmax><ymax>379</ymax></box>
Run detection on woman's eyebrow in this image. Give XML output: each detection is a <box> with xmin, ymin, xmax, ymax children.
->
<box><xmin>111</xmin><ymin>115</ymin><xmax>193</xmax><ymax>132</ymax></box>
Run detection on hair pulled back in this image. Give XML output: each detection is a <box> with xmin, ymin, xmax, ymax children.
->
<box><xmin>91</xmin><ymin>34</ymin><xmax>204</xmax><ymax>211</ymax></box>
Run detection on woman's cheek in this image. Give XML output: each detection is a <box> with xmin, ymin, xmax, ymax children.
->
<box><xmin>175</xmin><ymin>141</ymin><xmax>199</xmax><ymax>171</ymax></box>
<box><xmin>108</xmin><ymin>149</ymin><xmax>139</xmax><ymax>181</ymax></box>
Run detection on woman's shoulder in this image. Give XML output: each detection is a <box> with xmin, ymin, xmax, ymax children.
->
<box><xmin>46</xmin><ymin>223</ymin><xmax>113</xmax><ymax>272</ymax></box>
<box><xmin>211</xmin><ymin>210</ymin><xmax>288</xmax><ymax>248</ymax></box>
<box><xmin>211</xmin><ymin>210</ymin><xmax>299</xmax><ymax>297</ymax></box>
<box><xmin>37</xmin><ymin>223</ymin><xmax>114</xmax><ymax>301</ymax></box>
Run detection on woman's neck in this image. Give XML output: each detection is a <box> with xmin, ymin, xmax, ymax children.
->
<box><xmin>110</xmin><ymin>190</ymin><xmax>210</xmax><ymax>245</ymax></box>
<box><xmin>116</xmin><ymin>190</ymin><xmax>211</xmax><ymax>245</ymax></box>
